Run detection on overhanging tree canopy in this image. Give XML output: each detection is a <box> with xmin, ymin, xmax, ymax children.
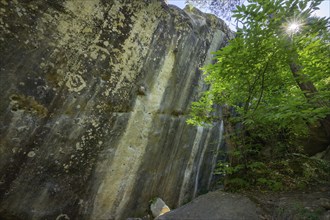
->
<box><xmin>188</xmin><ymin>0</ymin><xmax>330</xmax><ymax>152</ymax></box>
<box><xmin>188</xmin><ymin>0</ymin><xmax>330</xmax><ymax>191</ymax></box>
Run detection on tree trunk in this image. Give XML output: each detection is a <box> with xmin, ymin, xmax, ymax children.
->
<box><xmin>289</xmin><ymin>61</ymin><xmax>330</xmax><ymax>155</ymax></box>
<box><xmin>289</xmin><ymin>62</ymin><xmax>318</xmax><ymax>99</ymax></box>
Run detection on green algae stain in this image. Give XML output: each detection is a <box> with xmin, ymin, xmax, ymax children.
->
<box><xmin>10</xmin><ymin>94</ymin><xmax>48</xmax><ymax>117</ymax></box>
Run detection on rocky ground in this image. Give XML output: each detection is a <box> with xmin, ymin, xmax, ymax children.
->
<box><xmin>245</xmin><ymin>184</ymin><xmax>330</xmax><ymax>220</ymax></box>
<box><xmin>145</xmin><ymin>184</ymin><xmax>330</xmax><ymax>220</ymax></box>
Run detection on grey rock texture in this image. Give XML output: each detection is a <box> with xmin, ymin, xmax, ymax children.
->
<box><xmin>157</xmin><ymin>191</ymin><xmax>263</xmax><ymax>220</ymax></box>
<box><xmin>158</xmin><ymin>187</ymin><xmax>330</xmax><ymax>220</ymax></box>
<box><xmin>0</xmin><ymin>0</ymin><xmax>232</xmax><ymax>219</ymax></box>
<box><xmin>150</xmin><ymin>198</ymin><xmax>170</xmax><ymax>218</ymax></box>
<box><xmin>246</xmin><ymin>185</ymin><xmax>330</xmax><ymax>220</ymax></box>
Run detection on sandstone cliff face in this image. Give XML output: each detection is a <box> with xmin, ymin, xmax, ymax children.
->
<box><xmin>0</xmin><ymin>0</ymin><xmax>231</xmax><ymax>219</ymax></box>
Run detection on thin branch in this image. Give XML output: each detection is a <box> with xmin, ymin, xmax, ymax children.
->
<box><xmin>253</xmin><ymin>61</ymin><xmax>269</xmax><ymax>112</ymax></box>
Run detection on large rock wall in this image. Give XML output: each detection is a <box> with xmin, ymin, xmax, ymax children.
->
<box><xmin>0</xmin><ymin>0</ymin><xmax>231</xmax><ymax>219</ymax></box>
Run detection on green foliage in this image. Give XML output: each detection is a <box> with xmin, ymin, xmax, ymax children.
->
<box><xmin>276</xmin><ymin>202</ymin><xmax>324</xmax><ymax>220</ymax></box>
<box><xmin>188</xmin><ymin>0</ymin><xmax>330</xmax><ymax>191</ymax></box>
<box><xmin>215</xmin><ymin>153</ymin><xmax>330</xmax><ymax>191</ymax></box>
<box><xmin>149</xmin><ymin>197</ymin><xmax>158</xmax><ymax>205</ymax></box>
<box><xmin>189</xmin><ymin>0</ymin><xmax>330</xmax><ymax>129</ymax></box>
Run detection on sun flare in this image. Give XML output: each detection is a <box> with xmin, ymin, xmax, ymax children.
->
<box><xmin>284</xmin><ymin>18</ymin><xmax>304</xmax><ymax>35</ymax></box>
<box><xmin>287</xmin><ymin>22</ymin><xmax>300</xmax><ymax>33</ymax></box>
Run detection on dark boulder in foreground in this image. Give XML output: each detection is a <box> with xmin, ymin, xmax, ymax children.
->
<box><xmin>157</xmin><ymin>191</ymin><xmax>263</xmax><ymax>220</ymax></box>
<box><xmin>159</xmin><ymin>186</ymin><xmax>330</xmax><ymax>220</ymax></box>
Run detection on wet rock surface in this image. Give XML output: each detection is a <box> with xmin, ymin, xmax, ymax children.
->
<box><xmin>0</xmin><ymin>0</ymin><xmax>231</xmax><ymax>219</ymax></box>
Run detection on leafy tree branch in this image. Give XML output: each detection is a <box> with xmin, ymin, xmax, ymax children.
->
<box><xmin>188</xmin><ymin>0</ymin><xmax>330</xmax><ymax>191</ymax></box>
